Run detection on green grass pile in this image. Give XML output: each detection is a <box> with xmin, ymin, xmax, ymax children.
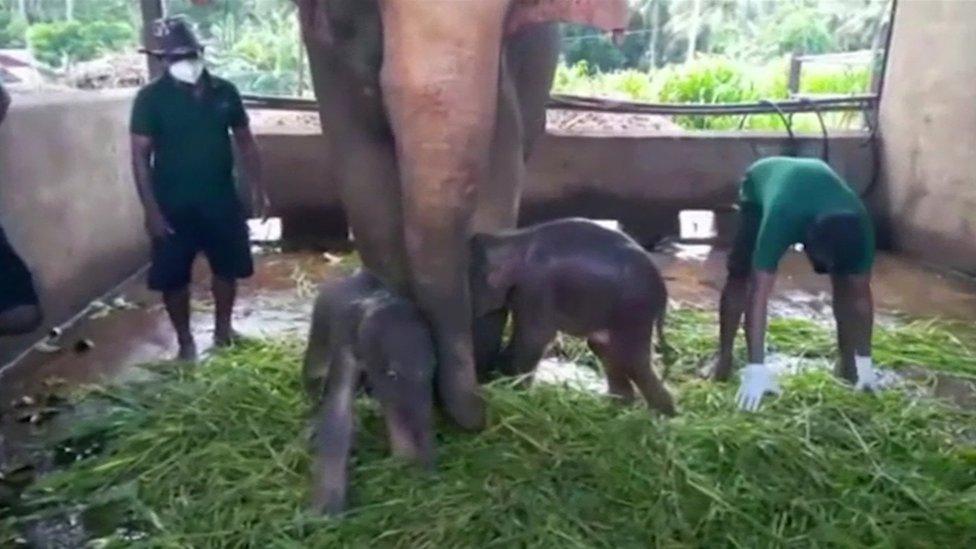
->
<box><xmin>550</xmin><ymin>308</ymin><xmax>976</xmax><ymax>379</ymax></box>
<box><xmin>4</xmin><ymin>312</ymin><xmax>976</xmax><ymax>547</ymax></box>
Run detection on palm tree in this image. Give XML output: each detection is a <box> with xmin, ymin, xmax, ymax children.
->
<box><xmin>685</xmin><ymin>0</ymin><xmax>701</xmax><ymax>61</ymax></box>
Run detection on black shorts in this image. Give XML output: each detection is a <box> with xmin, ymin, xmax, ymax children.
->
<box><xmin>148</xmin><ymin>202</ymin><xmax>254</xmax><ymax>292</ymax></box>
<box><xmin>0</xmin><ymin>223</ymin><xmax>40</xmax><ymax>313</ymax></box>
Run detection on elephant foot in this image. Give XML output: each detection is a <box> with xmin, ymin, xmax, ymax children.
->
<box><xmin>437</xmin><ymin>368</ymin><xmax>486</xmax><ymax>431</ymax></box>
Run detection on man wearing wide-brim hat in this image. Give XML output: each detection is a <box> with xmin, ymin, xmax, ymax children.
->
<box><xmin>130</xmin><ymin>16</ymin><xmax>269</xmax><ymax>361</ymax></box>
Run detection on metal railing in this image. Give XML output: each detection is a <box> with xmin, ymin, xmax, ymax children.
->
<box><xmin>243</xmin><ymin>92</ymin><xmax>876</xmax><ymax>118</ymax></box>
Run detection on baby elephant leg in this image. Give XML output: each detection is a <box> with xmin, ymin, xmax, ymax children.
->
<box><xmin>309</xmin><ymin>348</ymin><xmax>358</xmax><ymax>515</ymax></box>
<box><xmin>588</xmin><ymin>331</ymin><xmax>635</xmax><ymax>404</ymax></box>
<box><xmin>474</xmin><ymin>309</ymin><xmax>508</xmax><ymax>383</ymax></box>
<box><xmin>498</xmin><ymin>311</ymin><xmax>555</xmax><ymax>384</ymax></box>
<box><xmin>607</xmin><ymin>327</ymin><xmax>676</xmax><ymax>416</ymax></box>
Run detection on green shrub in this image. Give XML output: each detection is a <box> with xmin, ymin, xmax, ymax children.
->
<box><xmin>0</xmin><ymin>8</ymin><xmax>28</xmax><ymax>49</ymax></box>
<box><xmin>765</xmin><ymin>8</ymin><xmax>834</xmax><ymax>56</ymax></box>
<box><xmin>551</xmin><ymin>55</ymin><xmax>873</xmax><ymax>132</ymax></box>
<box><xmin>27</xmin><ymin>20</ymin><xmax>135</xmax><ymax>68</ymax></box>
<box><xmin>656</xmin><ymin>56</ymin><xmax>759</xmax><ymax>130</ymax></box>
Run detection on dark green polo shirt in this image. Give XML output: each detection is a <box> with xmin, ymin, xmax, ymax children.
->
<box><xmin>130</xmin><ymin>72</ymin><xmax>248</xmax><ymax>210</ymax></box>
<box><xmin>739</xmin><ymin>156</ymin><xmax>875</xmax><ymax>273</ymax></box>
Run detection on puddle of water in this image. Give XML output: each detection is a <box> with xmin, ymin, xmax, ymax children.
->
<box><xmin>670</xmin><ymin>243</ymin><xmax>714</xmax><ymax>262</ymax></box>
<box><xmin>764</xmin><ymin>353</ymin><xmax>903</xmax><ymax>390</ymax></box>
<box><xmin>534</xmin><ymin>358</ymin><xmax>608</xmax><ymax>394</ymax></box>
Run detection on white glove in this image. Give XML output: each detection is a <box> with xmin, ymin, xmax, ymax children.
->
<box><xmin>736</xmin><ymin>363</ymin><xmax>781</xmax><ymax>412</ymax></box>
<box><xmin>854</xmin><ymin>356</ymin><xmax>880</xmax><ymax>392</ymax></box>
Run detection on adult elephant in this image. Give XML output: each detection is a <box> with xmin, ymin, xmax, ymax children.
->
<box><xmin>295</xmin><ymin>0</ymin><xmax>629</xmax><ymax>430</ymax></box>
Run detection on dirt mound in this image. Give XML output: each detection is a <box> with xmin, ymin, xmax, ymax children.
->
<box><xmin>546</xmin><ymin>109</ymin><xmax>682</xmax><ymax>136</ymax></box>
<box><xmin>248</xmin><ymin>109</ymin><xmax>322</xmax><ymax>134</ymax></box>
<box><xmin>248</xmin><ymin>108</ymin><xmax>682</xmax><ymax>137</ymax></box>
<box><xmin>67</xmin><ymin>54</ymin><xmax>148</xmax><ymax>90</ymax></box>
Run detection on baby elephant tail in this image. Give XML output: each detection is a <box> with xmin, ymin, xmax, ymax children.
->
<box><xmin>654</xmin><ymin>303</ymin><xmax>675</xmax><ymax>382</ymax></box>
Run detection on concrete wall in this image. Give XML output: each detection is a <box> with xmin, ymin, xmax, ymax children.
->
<box><xmin>0</xmin><ymin>92</ymin><xmax>876</xmax><ymax>364</ymax></box>
<box><xmin>0</xmin><ymin>90</ymin><xmax>148</xmax><ymax>364</ymax></box>
<box><xmin>260</xmin><ymin>128</ymin><xmax>877</xmax><ymax>247</ymax></box>
<box><xmin>876</xmin><ymin>0</ymin><xmax>976</xmax><ymax>274</ymax></box>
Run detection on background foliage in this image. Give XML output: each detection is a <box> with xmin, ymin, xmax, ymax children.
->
<box><xmin>0</xmin><ymin>0</ymin><xmax>890</xmax><ymax>129</ymax></box>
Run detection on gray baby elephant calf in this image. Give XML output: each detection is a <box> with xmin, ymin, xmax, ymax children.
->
<box><xmin>303</xmin><ymin>270</ymin><xmax>435</xmax><ymax>515</ymax></box>
<box><xmin>471</xmin><ymin>218</ymin><xmax>676</xmax><ymax>416</ymax></box>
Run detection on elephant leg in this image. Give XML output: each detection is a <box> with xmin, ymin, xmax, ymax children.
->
<box><xmin>469</xmin><ymin>52</ymin><xmax>523</xmax><ymax>383</ymax></box>
<box><xmin>505</xmin><ymin>23</ymin><xmax>560</xmax><ymax>160</ymax></box>
<box><xmin>472</xmin><ymin>50</ymin><xmax>524</xmax><ymax>233</ymax></box>
<box><xmin>303</xmin><ymin>23</ymin><xmax>410</xmax><ymax>292</ymax></box>
<box><xmin>379</xmin><ymin>0</ymin><xmax>510</xmax><ymax>430</ymax></box>
<box><xmin>336</xmin><ymin>137</ymin><xmax>409</xmax><ymax>292</ymax></box>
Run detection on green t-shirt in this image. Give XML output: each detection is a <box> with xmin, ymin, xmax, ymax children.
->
<box><xmin>130</xmin><ymin>72</ymin><xmax>248</xmax><ymax>210</ymax></box>
<box><xmin>739</xmin><ymin>156</ymin><xmax>875</xmax><ymax>273</ymax></box>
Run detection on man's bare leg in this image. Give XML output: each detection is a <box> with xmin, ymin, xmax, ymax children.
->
<box><xmin>212</xmin><ymin>276</ymin><xmax>237</xmax><ymax>348</ymax></box>
<box><xmin>831</xmin><ymin>273</ymin><xmax>874</xmax><ymax>384</ymax></box>
<box><xmin>163</xmin><ymin>287</ymin><xmax>196</xmax><ymax>361</ymax></box>
<box><xmin>713</xmin><ymin>276</ymin><xmax>748</xmax><ymax>381</ymax></box>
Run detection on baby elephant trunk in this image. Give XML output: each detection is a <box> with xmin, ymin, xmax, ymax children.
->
<box><xmin>384</xmin><ymin>401</ymin><xmax>434</xmax><ymax>468</ymax></box>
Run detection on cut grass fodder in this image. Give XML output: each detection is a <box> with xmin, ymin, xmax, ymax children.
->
<box><xmin>4</xmin><ymin>326</ymin><xmax>976</xmax><ymax>547</ymax></box>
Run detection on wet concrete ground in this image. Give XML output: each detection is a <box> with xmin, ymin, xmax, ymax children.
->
<box><xmin>1</xmin><ymin>242</ymin><xmax>973</xmax><ymax>416</ymax></box>
<box><xmin>654</xmin><ymin>242</ymin><xmax>976</xmax><ymax>323</ymax></box>
<box><xmin>4</xmin><ymin>243</ymin><xmax>974</xmax><ymax>406</ymax></box>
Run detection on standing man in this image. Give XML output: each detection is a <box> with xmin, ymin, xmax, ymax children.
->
<box><xmin>0</xmin><ymin>79</ymin><xmax>43</xmax><ymax>336</ymax></box>
<box><xmin>713</xmin><ymin>156</ymin><xmax>880</xmax><ymax>411</ymax></box>
<box><xmin>130</xmin><ymin>17</ymin><xmax>268</xmax><ymax>361</ymax></box>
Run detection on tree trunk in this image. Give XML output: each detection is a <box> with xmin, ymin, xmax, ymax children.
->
<box><xmin>296</xmin><ymin>22</ymin><xmax>306</xmax><ymax>97</ymax></box>
<box><xmin>139</xmin><ymin>0</ymin><xmax>166</xmax><ymax>78</ymax></box>
<box><xmin>17</xmin><ymin>0</ymin><xmax>27</xmax><ymax>19</ymax></box>
<box><xmin>686</xmin><ymin>0</ymin><xmax>702</xmax><ymax>62</ymax></box>
<box><xmin>65</xmin><ymin>0</ymin><xmax>74</xmax><ymax>20</ymax></box>
<box><xmin>648</xmin><ymin>0</ymin><xmax>659</xmax><ymax>68</ymax></box>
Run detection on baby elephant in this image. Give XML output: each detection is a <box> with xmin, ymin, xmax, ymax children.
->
<box><xmin>471</xmin><ymin>218</ymin><xmax>676</xmax><ymax>416</ymax></box>
<box><xmin>303</xmin><ymin>270</ymin><xmax>435</xmax><ymax>515</ymax></box>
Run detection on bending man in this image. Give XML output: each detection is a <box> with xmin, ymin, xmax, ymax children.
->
<box><xmin>713</xmin><ymin>156</ymin><xmax>879</xmax><ymax>411</ymax></box>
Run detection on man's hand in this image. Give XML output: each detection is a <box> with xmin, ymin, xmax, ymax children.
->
<box><xmin>736</xmin><ymin>363</ymin><xmax>781</xmax><ymax>411</ymax></box>
<box><xmin>145</xmin><ymin>210</ymin><xmax>174</xmax><ymax>240</ymax></box>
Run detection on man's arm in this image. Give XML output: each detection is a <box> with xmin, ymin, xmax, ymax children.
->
<box><xmin>232</xmin><ymin>124</ymin><xmax>269</xmax><ymax>220</ymax></box>
<box><xmin>735</xmin><ymin>268</ymin><xmax>781</xmax><ymax>411</ymax></box>
<box><xmin>0</xmin><ymin>82</ymin><xmax>11</xmax><ymax>126</ymax></box>
<box><xmin>130</xmin><ymin>134</ymin><xmax>172</xmax><ymax>239</ymax></box>
<box><xmin>744</xmin><ymin>270</ymin><xmax>777</xmax><ymax>364</ymax></box>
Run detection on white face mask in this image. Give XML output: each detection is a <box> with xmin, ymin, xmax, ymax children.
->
<box><xmin>169</xmin><ymin>59</ymin><xmax>205</xmax><ymax>84</ymax></box>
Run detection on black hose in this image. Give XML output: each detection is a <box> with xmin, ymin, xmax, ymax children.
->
<box><xmin>760</xmin><ymin>99</ymin><xmax>796</xmax><ymax>141</ymax></box>
<box><xmin>738</xmin><ymin>99</ymin><xmax>797</xmax><ymax>159</ymax></box>
<box><xmin>799</xmin><ymin>97</ymin><xmax>829</xmax><ymax>163</ymax></box>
